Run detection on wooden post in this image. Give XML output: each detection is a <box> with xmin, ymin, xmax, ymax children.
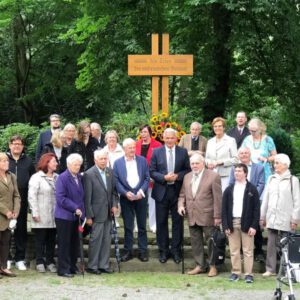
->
<box><xmin>162</xmin><ymin>34</ymin><xmax>169</xmax><ymax>114</ymax></box>
<box><xmin>128</xmin><ymin>34</ymin><xmax>193</xmax><ymax>115</ymax></box>
<box><xmin>151</xmin><ymin>34</ymin><xmax>159</xmax><ymax>114</ymax></box>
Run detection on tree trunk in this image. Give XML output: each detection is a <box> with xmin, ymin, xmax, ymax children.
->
<box><xmin>202</xmin><ymin>3</ymin><xmax>232</xmax><ymax>122</ymax></box>
<box><xmin>13</xmin><ymin>11</ymin><xmax>32</xmax><ymax>122</ymax></box>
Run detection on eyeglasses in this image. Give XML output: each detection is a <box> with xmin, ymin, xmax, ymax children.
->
<box><xmin>249</xmin><ymin>130</ymin><xmax>257</xmax><ymax>133</ymax></box>
<box><xmin>213</xmin><ymin>125</ymin><xmax>223</xmax><ymax>128</ymax></box>
<box><xmin>10</xmin><ymin>143</ymin><xmax>23</xmax><ymax>146</ymax></box>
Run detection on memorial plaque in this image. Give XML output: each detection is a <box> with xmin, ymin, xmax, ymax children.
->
<box><xmin>128</xmin><ymin>34</ymin><xmax>194</xmax><ymax>114</ymax></box>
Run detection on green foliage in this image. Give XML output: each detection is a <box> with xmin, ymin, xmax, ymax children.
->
<box><xmin>291</xmin><ymin>130</ymin><xmax>300</xmax><ymax>177</ymax></box>
<box><xmin>0</xmin><ymin>123</ymin><xmax>39</xmax><ymax>159</ymax></box>
<box><xmin>104</xmin><ymin>110</ymin><xmax>149</xmax><ymax>142</ymax></box>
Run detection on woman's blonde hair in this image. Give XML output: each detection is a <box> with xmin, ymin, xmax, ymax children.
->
<box><xmin>50</xmin><ymin>131</ymin><xmax>63</xmax><ymax>148</ymax></box>
<box><xmin>0</xmin><ymin>152</ymin><xmax>8</xmax><ymax>161</ymax></box>
<box><xmin>248</xmin><ymin>118</ymin><xmax>266</xmax><ymax>135</ymax></box>
<box><xmin>105</xmin><ymin>130</ymin><xmax>119</xmax><ymax>143</ymax></box>
<box><xmin>212</xmin><ymin>117</ymin><xmax>226</xmax><ymax>128</ymax></box>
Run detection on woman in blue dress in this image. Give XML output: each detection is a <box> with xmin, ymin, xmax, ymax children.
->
<box><xmin>242</xmin><ymin>118</ymin><xmax>277</xmax><ymax>183</ymax></box>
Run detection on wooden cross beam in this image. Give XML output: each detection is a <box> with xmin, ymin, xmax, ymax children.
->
<box><xmin>128</xmin><ymin>33</ymin><xmax>193</xmax><ymax>114</ymax></box>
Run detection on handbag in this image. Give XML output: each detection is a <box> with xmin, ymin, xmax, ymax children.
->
<box><xmin>209</xmin><ymin>226</ymin><xmax>227</xmax><ymax>265</ymax></box>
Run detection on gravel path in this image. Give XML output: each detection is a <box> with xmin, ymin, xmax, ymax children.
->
<box><xmin>0</xmin><ymin>279</ymin><xmax>298</xmax><ymax>300</ymax></box>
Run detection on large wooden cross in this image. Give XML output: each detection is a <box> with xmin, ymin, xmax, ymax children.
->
<box><xmin>128</xmin><ymin>33</ymin><xmax>193</xmax><ymax>114</ymax></box>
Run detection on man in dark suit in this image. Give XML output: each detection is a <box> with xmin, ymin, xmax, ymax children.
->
<box><xmin>178</xmin><ymin>153</ymin><xmax>222</xmax><ymax>276</ymax></box>
<box><xmin>35</xmin><ymin>114</ymin><xmax>61</xmax><ymax>162</ymax></box>
<box><xmin>150</xmin><ymin>128</ymin><xmax>190</xmax><ymax>264</ymax></box>
<box><xmin>229</xmin><ymin>147</ymin><xmax>265</xmax><ymax>262</ymax></box>
<box><xmin>113</xmin><ymin>138</ymin><xmax>150</xmax><ymax>262</ymax></box>
<box><xmin>227</xmin><ymin>111</ymin><xmax>250</xmax><ymax>149</ymax></box>
<box><xmin>84</xmin><ymin>149</ymin><xmax>119</xmax><ymax>274</ymax></box>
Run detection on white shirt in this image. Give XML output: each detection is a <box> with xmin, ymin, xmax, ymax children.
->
<box><xmin>165</xmin><ymin>145</ymin><xmax>176</xmax><ymax>172</ymax></box>
<box><xmin>125</xmin><ymin>156</ymin><xmax>139</xmax><ymax>189</ymax></box>
<box><xmin>232</xmin><ymin>181</ymin><xmax>246</xmax><ymax>217</ymax></box>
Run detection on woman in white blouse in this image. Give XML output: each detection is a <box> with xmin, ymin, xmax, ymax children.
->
<box><xmin>205</xmin><ymin>117</ymin><xmax>238</xmax><ymax>192</ymax></box>
<box><xmin>103</xmin><ymin>130</ymin><xmax>124</xmax><ymax>168</ymax></box>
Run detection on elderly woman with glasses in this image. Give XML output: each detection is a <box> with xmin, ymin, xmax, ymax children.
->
<box><xmin>242</xmin><ymin>118</ymin><xmax>277</xmax><ymax>182</ymax></box>
<box><xmin>205</xmin><ymin>117</ymin><xmax>238</xmax><ymax>192</ymax></box>
<box><xmin>69</xmin><ymin>121</ymin><xmax>98</xmax><ymax>172</ymax></box>
<box><xmin>260</xmin><ymin>154</ymin><xmax>300</xmax><ymax>277</ymax></box>
<box><xmin>103</xmin><ymin>130</ymin><xmax>124</xmax><ymax>168</ymax></box>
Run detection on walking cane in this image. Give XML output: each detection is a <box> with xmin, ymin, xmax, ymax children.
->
<box><xmin>111</xmin><ymin>214</ymin><xmax>121</xmax><ymax>273</ymax></box>
<box><xmin>181</xmin><ymin>215</ymin><xmax>185</xmax><ymax>274</ymax></box>
<box><xmin>78</xmin><ymin>217</ymin><xmax>86</xmax><ymax>277</ymax></box>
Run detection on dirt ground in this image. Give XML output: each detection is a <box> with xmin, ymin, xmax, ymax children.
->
<box><xmin>0</xmin><ymin>275</ymin><xmax>298</xmax><ymax>300</ymax></box>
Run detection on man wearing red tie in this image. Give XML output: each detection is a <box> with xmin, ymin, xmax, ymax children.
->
<box><xmin>227</xmin><ymin>112</ymin><xmax>250</xmax><ymax>149</ymax></box>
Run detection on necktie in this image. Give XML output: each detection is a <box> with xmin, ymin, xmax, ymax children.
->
<box><xmin>101</xmin><ymin>170</ymin><xmax>107</xmax><ymax>189</ymax></box>
<box><xmin>168</xmin><ymin>149</ymin><xmax>174</xmax><ymax>173</ymax></box>
<box><xmin>239</xmin><ymin>129</ymin><xmax>243</xmax><ymax>135</ymax></box>
<box><xmin>192</xmin><ymin>173</ymin><xmax>199</xmax><ymax>198</ymax></box>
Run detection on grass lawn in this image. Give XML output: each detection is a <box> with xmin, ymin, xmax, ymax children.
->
<box><xmin>7</xmin><ymin>269</ymin><xmax>300</xmax><ymax>291</ymax></box>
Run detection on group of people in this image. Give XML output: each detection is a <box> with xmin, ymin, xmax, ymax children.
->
<box><xmin>0</xmin><ymin>112</ymin><xmax>299</xmax><ymax>284</ymax></box>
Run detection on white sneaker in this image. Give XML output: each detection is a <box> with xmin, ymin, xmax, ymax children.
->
<box><xmin>7</xmin><ymin>260</ymin><xmax>12</xmax><ymax>270</ymax></box>
<box><xmin>46</xmin><ymin>263</ymin><xmax>57</xmax><ymax>273</ymax></box>
<box><xmin>16</xmin><ymin>261</ymin><xmax>27</xmax><ymax>271</ymax></box>
<box><xmin>36</xmin><ymin>264</ymin><xmax>46</xmax><ymax>273</ymax></box>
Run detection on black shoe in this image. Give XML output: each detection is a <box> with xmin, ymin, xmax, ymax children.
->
<box><xmin>244</xmin><ymin>275</ymin><xmax>254</xmax><ymax>283</ymax></box>
<box><xmin>138</xmin><ymin>252</ymin><xmax>149</xmax><ymax>262</ymax></box>
<box><xmin>229</xmin><ymin>273</ymin><xmax>240</xmax><ymax>282</ymax></box>
<box><xmin>58</xmin><ymin>273</ymin><xmax>74</xmax><ymax>278</ymax></box>
<box><xmin>173</xmin><ymin>254</ymin><xmax>182</xmax><ymax>264</ymax></box>
<box><xmin>159</xmin><ymin>253</ymin><xmax>168</xmax><ymax>263</ymax></box>
<box><xmin>86</xmin><ymin>268</ymin><xmax>101</xmax><ymax>275</ymax></box>
<box><xmin>99</xmin><ymin>268</ymin><xmax>114</xmax><ymax>274</ymax></box>
<box><xmin>121</xmin><ymin>252</ymin><xmax>133</xmax><ymax>262</ymax></box>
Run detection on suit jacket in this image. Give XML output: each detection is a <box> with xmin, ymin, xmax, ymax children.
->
<box><xmin>68</xmin><ymin>137</ymin><xmax>99</xmax><ymax>172</ymax></box>
<box><xmin>113</xmin><ymin>155</ymin><xmax>150</xmax><ymax>197</ymax></box>
<box><xmin>0</xmin><ymin>172</ymin><xmax>20</xmax><ymax>231</ymax></box>
<box><xmin>178</xmin><ymin>169</ymin><xmax>222</xmax><ymax>226</ymax></box>
<box><xmin>96</xmin><ymin>133</ymin><xmax>106</xmax><ymax>149</ymax></box>
<box><xmin>178</xmin><ymin>134</ymin><xmax>207</xmax><ymax>156</ymax></box>
<box><xmin>227</xmin><ymin>127</ymin><xmax>250</xmax><ymax>149</ymax></box>
<box><xmin>84</xmin><ymin>165</ymin><xmax>119</xmax><ymax>223</ymax></box>
<box><xmin>35</xmin><ymin>129</ymin><xmax>52</xmax><ymax>162</ymax></box>
<box><xmin>222</xmin><ymin>181</ymin><xmax>260</xmax><ymax>233</ymax></box>
<box><xmin>55</xmin><ymin>169</ymin><xmax>85</xmax><ymax>221</ymax></box>
<box><xmin>229</xmin><ymin>162</ymin><xmax>265</xmax><ymax>197</ymax></box>
<box><xmin>205</xmin><ymin>134</ymin><xmax>238</xmax><ymax>177</ymax></box>
<box><xmin>150</xmin><ymin>146</ymin><xmax>191</xmax><ymax>202</ymax></box>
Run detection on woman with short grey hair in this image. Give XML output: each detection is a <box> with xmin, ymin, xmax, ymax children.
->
<box><xmin>55</xmin><ymin>153</ymin><xmax>85</xmax><ymax>277</ymax></box>
<box><xmin>260</xmin><ymin>153</ymin><xmax>300</xmax><ymax>277</ymax></box>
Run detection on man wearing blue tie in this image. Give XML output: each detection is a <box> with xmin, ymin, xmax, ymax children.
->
<box><xmin>113</xmin><ymin>138</ymin><xmax>150</xmax><ymax>262</ymax></box>
<box><xmin>150</xmin><ymin>128</ymin><xmax>190</xmax><ymax>264</ymax></box>
<box><xmin>84</xmin><ymin>149</ymin><xmax>119</xmax><ymax>274</ymax></box>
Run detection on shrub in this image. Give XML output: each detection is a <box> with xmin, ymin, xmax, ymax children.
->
<box><xmin>0</xmin><ymin>123</ymin><xmax>40</xmax><ymax>160</ymax></box>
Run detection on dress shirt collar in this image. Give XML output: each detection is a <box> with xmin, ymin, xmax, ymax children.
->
<box><xmin>165</xmin><ymin>145</ymin><xmax>176</xmax><ymax>152</ymax></box>
<box><xmin>125</xmin><ymin>155</ymin><xmax>136</xmax><ymax>162</ymax></box>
